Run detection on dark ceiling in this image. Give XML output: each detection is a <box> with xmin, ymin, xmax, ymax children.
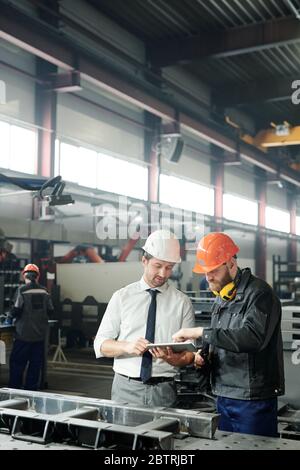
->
<box><xmin>87</xmin><ymin>0</ymin><xmax>300</xmax><ymax>129</ymax></box>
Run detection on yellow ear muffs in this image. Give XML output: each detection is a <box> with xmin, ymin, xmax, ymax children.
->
<box><xmin>213</xmin><ymin>281</ymin><xmax>237</xmax><ymax>301</ymax></box>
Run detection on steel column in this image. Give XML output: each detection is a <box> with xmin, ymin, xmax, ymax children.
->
<box><xmin>144</xmin><ymin>112</ymin><xmax>161</xmax><ymax>203</ymax></box>
<box><xmin>287</xmin><ymin>191</ymin><xmax>297</xmax><ymax>269</ymax></box>
<box><xmin>35</xmin><ymin>0</ymin><xmax>59</xmax><ymax>178</ymax></box>
<box><xmin>255</xmin><ymin>170</ymin><xmax>267</xmax><ymax>280</ymax></box>
<box><xmin>211</xmin><ymin>145</ymin><xmax>224</xmax><ymax>232</ymax></box>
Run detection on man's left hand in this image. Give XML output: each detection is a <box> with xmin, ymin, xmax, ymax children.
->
<box><xmin>150</xmin><ymin>347</ymin><xmax>194</xmax><ymax>367</ymax></box>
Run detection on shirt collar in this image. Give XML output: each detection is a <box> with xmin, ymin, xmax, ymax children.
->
<box><xmin>140</xmin><ymin>276</ymin><xmax>169</xmax><ymax>293</ymax></box>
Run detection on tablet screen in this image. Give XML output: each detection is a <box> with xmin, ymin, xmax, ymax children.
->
<box><xmin>145</xmin><ymin>341</ymin><xmax>197</xmax><ymax>352</ymax></box>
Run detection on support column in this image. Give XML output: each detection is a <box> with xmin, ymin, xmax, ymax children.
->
<box><xmin>210</xmin><ymin>144</ymin><xmax>224</xmax><ymax>232</ymax></box>
<box><xmin>144</xmin><ymin>111</ymin><xmax>161</xmax><ymax>204</ymax></box>
<box><xmin>35</xmin><ymin>59</ymin><xmax>57</xmax><ymax>178</ymax></box>
<box><xmin>35</xmin><ymin>0</ymin><xmax>59</xmax><ymax>178</ymax></box>
<box><xmin>288</xmin><ymin>189</ymin><xmax>297</xmax><ymax>268</ymax></box>
<box><xmin>255</xmin><ymin>169</ymin><xmax>267</xmax><ymax>280</ymax></box>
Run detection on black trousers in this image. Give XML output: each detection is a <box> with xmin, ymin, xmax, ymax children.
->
<box><xmin>9</xmin><ymin>339</ymin><xmax>44</xmax><ymax>391</ymax></box>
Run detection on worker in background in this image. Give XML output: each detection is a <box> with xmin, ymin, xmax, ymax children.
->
<box><xmin>94</xmin><ymin>229</ymin><xmax>195</xmax><ymax>407</ymax></box>
<box><xmin>173</xmin><ymin>232</ymin><xmax>284</xmax><ymax>437</ymax></box>
<box><xmin>199</xmin><ymin>275</ymin><xmax>209</xmax><ymax>291</ymax></box>
<box><xmin>8</xmin><ymin>264</ymin><xmax>54</xmax><ymax>390</ymax></box>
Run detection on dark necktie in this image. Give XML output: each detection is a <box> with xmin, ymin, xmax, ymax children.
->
<box><xmin>140</xmin><ymin>289</ymin><xmax>159</xmax><ymax>383</ymax></box>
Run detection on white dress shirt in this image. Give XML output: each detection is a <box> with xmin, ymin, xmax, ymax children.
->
<box><xmin>94</xmin><ymin>276</ymin><xmax>195</xmax><ymax>377</ymax></box>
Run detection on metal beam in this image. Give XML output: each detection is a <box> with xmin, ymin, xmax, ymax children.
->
<box><xmin>254</xmin><ymin>125</ymin><xmax>300</xmax><ymax>148</ymax></box>
<box><xmin>213</xmin><ymin>77</ymin><xmax>296</xmax><ymax>107</ymax></box>
<box><xmin>0</xmin><ymin>2</ymin><xmax>175</xmax><ymax>121</ymax></box>
<box><xmin>148</xmin><ymin>16</ymin><xmax>300</xmax><ymax>67</ymax></box>
<box><xmin>1</xmin><ymin>3</ymin><xmax>300</xmax><ymax>187</ymax></box>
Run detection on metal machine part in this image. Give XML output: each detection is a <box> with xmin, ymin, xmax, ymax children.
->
<box><xmin>278</xmin><ymin>404</ymin><xmax>300</xmax><ymax>441</ymax></box>
<box><xmin>0</xmin><ymin>388</ymin><xmax>219</xmax><ymax>450</ymax></box>
<box><xmin>0</xmin><ymin>389</ymin><xmax>300</xmax><ymax>450</ymax></box>
<box><xmin>281</xmin><ymin>305</ymin><xmax>300</xmax><ymax>343</ymax></box>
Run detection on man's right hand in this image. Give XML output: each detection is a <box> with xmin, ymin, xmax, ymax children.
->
<box><xmin>124</xmin><ymin>338</ymin><xmax>149</xmax><ymax>356</ymax></box>
<box><xmin>172</xmin><ymin>327</ymin><xmax>203</xmax><ymax>342</ymax></box>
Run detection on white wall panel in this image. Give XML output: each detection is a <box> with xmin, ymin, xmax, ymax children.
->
<box><xmin>0</xmin><ymin>42</ymin><xmax>35</xmax><ymax>124</ymax></box>
<box><xmin>267</xmin><ymin>186</ymin><xmax>288</xmax><ymax>210</ymax></box>
<box><xmin>161</xmin><ymin>151</ymin><xmax>210</xmax><ymax>185</ymax></box>
<box><xmin>224</xmin><ymin>166</ymin><xmax>256</xmax><ymax>200</ymax></box>
<box><xmin>0</xmin><ymin>186</ymin><xmax>32</xmax><ymax>219</ymax></box>
<box><xmin>57</xmin><ymin>93</ymin><xmax>144</xmax><ymax>161</ymax></box>
<box><xmin>57</xmin><ymin>262</ymin><xmax>143</xmax><ymax>302</ymax></box>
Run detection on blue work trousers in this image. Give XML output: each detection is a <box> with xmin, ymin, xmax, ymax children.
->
<box><xmin>9</xmin><ymin>339</ymin><xmax>44</xmax><ymax>391</ymax></box>
<box><xmin>217</xmin><ymin>396</ymin><xmax>278</xmax><ymax>437</ymax></box>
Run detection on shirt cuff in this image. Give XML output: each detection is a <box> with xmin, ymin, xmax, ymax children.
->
<box><xmin>93</xmin><ymin>336</ymin><xmax>109</xmax><ymax>358</ymax></box>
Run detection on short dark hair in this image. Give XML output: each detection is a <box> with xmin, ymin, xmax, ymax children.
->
<box><xmin>142</xmin><ymin>250</ymin><xmax>153</xmax><ymax>261</ymax></box>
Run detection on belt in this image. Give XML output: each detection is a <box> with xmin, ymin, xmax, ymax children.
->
<box><xmin>118</xmin><ymin>373</ymin><xmax>174</xmax><ymax>385</ymax></box>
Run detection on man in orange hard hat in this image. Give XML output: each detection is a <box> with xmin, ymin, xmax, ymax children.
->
<box><xmin>8</xmin><ymin>263</ymin><xmax>54</xmax><ymax>390</ymax></box>
<box><xmin>173</xmin><ymin>232</ymin><xmax>284</xmax><ymax>437</ymax></box>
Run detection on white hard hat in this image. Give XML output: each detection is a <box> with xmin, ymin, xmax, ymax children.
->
<box><xmin>142</xmin><ymin>230</ymin><xmax>181</xmax><ymax>263</ymax></box>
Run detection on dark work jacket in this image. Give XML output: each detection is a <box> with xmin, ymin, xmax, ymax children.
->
<box><xmin>11</xmin><ymin>281</ymin><xmax>54</xmax><ymax>342</ymax></box>
<box><xmin>202</xmin><ymin>268</ymin><xmax>285</xmax><ymax>400</ymax></box>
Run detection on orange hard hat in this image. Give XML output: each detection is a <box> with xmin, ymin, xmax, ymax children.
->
<box><xmin>22</xmin><ymin>263</ymin><xmax>40</xmax><ymax>276</ymax></box>
<box><xmin>193</xmin><ymin>232</ymin><xmax>239</xmax><ymax>274</ymax></box>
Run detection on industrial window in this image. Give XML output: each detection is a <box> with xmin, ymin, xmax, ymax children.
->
<box><xmin>57</xmin><ymin>140</ymin><xmax>148</xmax><ymax>199</ymax></box>
<box><xmin>78</xmin><ymin>147</ymin><xmax>97</xmax><ymax>188</ymax></box>
<box><xmin>223</xmin><ymin>193</ymin><xmax>258</xmax><ymax>226</ymax></box>
<box><xmin>266</xmin><ymin>206</ymin><xmax>290</xmax><ymax>233</ymax></box>
<box><xmin>10</xmin><ymin>125</ymin><xmax>37</xmax><ymax>174</ymax></box>
<box><xmin>54</xmin><ymin>139</ymin><xmax>60</xmax><ymax>177</ymax></box>
<box><xmin>159</xmin><ymin>174</ymin><xmax>214</xmax><ymax>215</ymax></box>
<box><xmin>296</xmin><ymin>216</ymin><xmax>300</xmax><ymax>236</ymax></box>
<box><xmin>58</xmin><ymin>143</ymin><xmax>98</xmax><ymax>188</ymax></box>
<box><xmin>0</xmin><ymin>121</ymin><xmax>10</xmax><ymax>169</ymax></box>
<box><xmin>97</xmin><ymin>153</ymin><xmax>148</xmax><ymax>200</ymax></box>
<box><xmin>59</xmin><ymin>142</ymin><xmax>80</xmax><ymax>184</ymax></box>
<box><xmin>0</xmin><ymin>121</ymin><xmax>37</xmax><ymax>174</ymax></box>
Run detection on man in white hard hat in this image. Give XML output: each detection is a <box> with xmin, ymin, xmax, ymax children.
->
<box><xmin>94</xmin><ymin>229</ymin><xmax>195</xmax><ymax>407</ymax></box>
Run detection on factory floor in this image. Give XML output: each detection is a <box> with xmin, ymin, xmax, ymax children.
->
<box><xmin>0</xmin><ymin>347</ymin><xmax>114</xmax><ymax>400</ymax></box>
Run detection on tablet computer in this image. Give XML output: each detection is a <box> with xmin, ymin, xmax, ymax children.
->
<box><xmin>145</xmin><ymin>341</ymin><xmax>197</xmax><ymax>353</ymax></box>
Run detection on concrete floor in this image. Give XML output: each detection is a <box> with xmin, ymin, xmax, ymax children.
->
<box><xmin>0</xmin><ymin>347</ymin><xmax>114</xmax><ymax>400</ymax></box>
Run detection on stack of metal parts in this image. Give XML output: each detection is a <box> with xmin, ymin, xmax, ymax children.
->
<box><xmin>281</xmin><ymin>305</ymin><xmax>300</xmax><ymax>344</ymax></box>
<box><xmin>0</xmin><ymin>389</ymin><xmax>299</xmax><ymax>450</ymax></box>
<box><xmin>0</xmin><ymin>388</ymin><xmax>218</xmax><ymax>450</ymax></box>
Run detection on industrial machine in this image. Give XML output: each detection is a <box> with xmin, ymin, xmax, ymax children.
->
<box><xmin>0</xmin><ymin>389</ymin><xmax>299</xmax><ymax>450</ymax></box>
<box><xmin>272</xmin><ymin>255</ymin><xmax>300</xmax><ymax>300</ymax></box>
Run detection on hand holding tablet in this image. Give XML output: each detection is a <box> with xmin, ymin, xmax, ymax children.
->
<box><xmin>145</xmin><ymin>340</ymin><xmax>197</xmax><ymax>353</ymax></box>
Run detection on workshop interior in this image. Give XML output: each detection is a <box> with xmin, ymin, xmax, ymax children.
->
<box><xmin>1</xmin><ymin>0</ymin><xmax>300</xmax><ymax>451</ymax></box>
